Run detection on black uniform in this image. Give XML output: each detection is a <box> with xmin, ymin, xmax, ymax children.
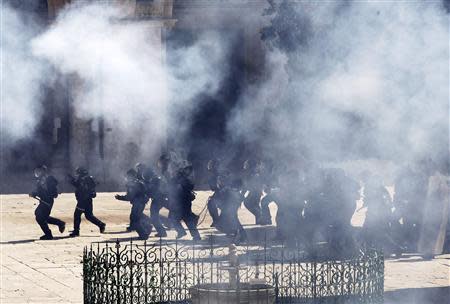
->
<box><xmin>168</xmin><ymin>171</ymin><xmax>201</xmax><ymax>240</ymax></box>
<box><xmin>215</xmin><ymin>182</ymin><xmax>247</xmax><ymax>243</ymax></box>
<box><xmin>30</xmin><ymin>174</ymin><xmax>65</xmax><ymax>239</ymax></box>
<box><xmin>302</xmin><ymin>169</ymin><xmax>358</xmax><ymax>246</ymax></box>
<box><xmin>274</xmin><ymin>170</ymin><xmax>305</xmax><ymax>242</ymax></box>
<box><xmin>135</xmin><ymin>164</ymin><xmax>167</xmax><ymax>237</ymax></box>
<box><xmin>363</xmin><ymin>177</ymin><xmax>400</xmax><ymax>254</ymax></box>
<box><xmin>394</xmin><ymin>166</ymin><xmax>428</xmax><ymax>250</ymax></box>
<box><xmin>147</xmin><ymin>176</ymin><xmax>169</xmax><ymax>237</ymax></box>
<box><xmin>68</xmin><ymin>173</ymin><xmax>104</xmax><ymax>236</ymax></box>
<box><xmin>242</xmin><ymin>160</ymin><xmax>263</xmax><ymax>224</ymax></box>
<box><xmin>116</xmin><ymin>176</ymin><xmax>152</xmax><ymax>240</ymax></box>
<box><xmin>324</xmin><ymin>170</ymin><xmax>359</xmax><ymax>251</ymax></box>
<box><xmin>303</xmin><ymin>169</ymin><xmax>328</xmax><ymax>244</ymax></box>
<box><xmin>207</xmin><ymin>165</ymin><xmax>221</xmax><ymax>226</ymax></box>
<box><xmin>260</xmin><ymin>162</ymin><xmax>278</xmax><ymax>225</ymax></box>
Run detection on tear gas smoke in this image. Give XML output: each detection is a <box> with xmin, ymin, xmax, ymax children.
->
<box><xmin>30</xmin><ymin>2</ymin><xmax>230</xmax><ymax>161</ymax></box>
<box><xmin>3</xmin><ymin>1</ymin><xmax>231</xmax><ymax>178</ymax></box>
<box><xmin>1</xmin><ymin>3</ymin><xmax>449</xmax><ymax>302</ymax></box>
<box><xmin>229</xmin><ymin>1</ymin><xmax>449</xmax><ymax>174</ymax></box>
<box><xmin>1</xmin><ymin>4</ymin><xmax>48</xmax><ymax>143</ymax></box>
<box><xmin>1</xmin><ymin>0</ymin><xmax>448</xmax><ymax>180</ymax></box>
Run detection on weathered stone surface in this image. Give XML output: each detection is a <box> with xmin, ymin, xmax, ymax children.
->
<box><xmin>0</xmin><ymin>192</ymin><xmax>448</xmax><ymax>303</ymax></box>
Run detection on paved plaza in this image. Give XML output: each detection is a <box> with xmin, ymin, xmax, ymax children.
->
<box><xmin>1</xmin><ymin>192</ymin><xmax>449</xmax><ymax>303</ymax></box>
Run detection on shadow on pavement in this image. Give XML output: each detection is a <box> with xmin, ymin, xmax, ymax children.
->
<box><xmin>107</xmin><ymin>236</ymin><xmax>144</xmax><ymax>242</ymax></box>
<box><xmin>102</xmin><ymin>230</ymin><xmax>131</xmax><ymax>235</ymax></box>
<box><xmin>48</xmin><ymin>235</ymin><xmax>73</xmax><ymax>241</ymax></box>
<box><xmin>387</xmin><ymin>253</ymin><xmax>450</xmax><ymax>263</ymax></box>
<box><xmin>390</xmin><ymin>257</ymin><xmax>426</xmax><ymax>263</ymax></box>
<box><xmin>0</xmin><ymin>239</ymin><xmax>36</xmax><ymax>245</ymax></box>
<box><xmin>385</xmin><ymin>286</ymin><xmax>450</xmax><ymax>304</ymax></box>
<box><xmin>1</xmin><ymin>235</ymin><xmax>75</xmax><ymax>244</ymax></box>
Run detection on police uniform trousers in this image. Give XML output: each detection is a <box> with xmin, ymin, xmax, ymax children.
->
<box><xmin>35</xmin><ymin>202</ymin><xmax>65</xmax><ymax>237</ymax></box>
<box><xmin>130</xmin><ymin>200</ymin><xmax>152</xmax><ymax>239</ymax></box>
<box><xmin>129</xmin><ymin>201</ymin><xmax>146</xmax><ymax>229</ymax></box>
<box><xmin>73</xmin><ymin>199</ymin><xmax>104</xmax><ymax>232</ymax></box>
<box><xmin>217</xmin><ymin>204</ymin><xmax>246</xmax><ymax>240</ymax></box>
<box><xmin>170</xmin><ymin>205</ymin><xmax>200</xmax><ymax>239</ymax></box>
<box><xmin>207</xmin><ymin>192</ymin><xmax>221</xmax><ymax>224</ymax></box>
<box><xmin>260</xmin><ymin>193</ymin><xmax>275</xmax><ymax>225</ymax></box>
<box><xmin>243</xmin><ymin>191</ymin><xmax>262</xmax><ymax>224</ymax></box>
<box><xmin>150</xmin><ymin>198</ymin><xmax>167</xmax><ymax>235</ymax></box>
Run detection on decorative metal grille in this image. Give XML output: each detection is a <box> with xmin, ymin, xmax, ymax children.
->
<box><xmin>83</xmin><ymin>238</ymin><xmax>384</xmax><ymax>303</ymax></box>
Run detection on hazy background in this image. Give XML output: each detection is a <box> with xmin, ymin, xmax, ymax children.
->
<box><xmin>1</xmin><ymin>0</ymin><xmax>448</xmax><ymax>190</ymax></box>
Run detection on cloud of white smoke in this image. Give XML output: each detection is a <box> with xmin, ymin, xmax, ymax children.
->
<box><xmin>28</xmin><ymin>2</ymin><xmax>230</xmax><ymax>170</ymax></box>
<box><xmin>1</xmin><ymin>4</ymin><xmax>48</xmax><ymax>143</ymax></box>
<box><xmin>229</xmin><ymin>1</ymin><xmax>449</xmax><ymax>171</ymax></box>
<box><xmin>31</xmin><ymin>4</ymin><xmax>169</xmax><ymax>158</ymax></box>
<box><xmin>2</xmin><ymin>0</ymin><xmax>448</xmax><ymax>181</ymax></box>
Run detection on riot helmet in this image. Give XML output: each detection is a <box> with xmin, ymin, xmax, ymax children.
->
<box><xmin>75</xmin><ymin>167</ymin><xmax>88</xmax><ymax>177</ymax></box>
<box><xmin>207</xmin><ymin>159</ymin><xmax>218</xmax><ymax>172</ymax></box>
<box><xmin>135</xmin><ymin>162</ymin><xmax>146</xmax><ymax>174</ymax></box>
<box><xmin>34</xmin><ymin>165</ymin><xmax>47</xmax><ymax>178</ymax></box>
<box><xmin>125</xmin><ymin>169</ymin><xmax>138</xmax><ymax>182</ymax></box>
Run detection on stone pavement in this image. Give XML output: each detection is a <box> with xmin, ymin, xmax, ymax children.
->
<box><xmin>1</xmin><ymin>193</ymin><xmax>449</xmax><ymax>303</ymax></box>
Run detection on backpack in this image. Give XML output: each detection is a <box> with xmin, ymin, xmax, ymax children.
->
<box><xmin>83</xmin><ymin>176</ymin><xmax>97</xmax><ymax>198</ymax></box>
<box><xmin>46</xmin><ymin>176</ymin><xmax>59</xmax><ymax>199</ymax></box>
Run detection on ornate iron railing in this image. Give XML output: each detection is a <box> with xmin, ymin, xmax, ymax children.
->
<box><xmin>83</xmin><ymin>238</ymin><xmax>384</xmax><ymax>303</ymax></box>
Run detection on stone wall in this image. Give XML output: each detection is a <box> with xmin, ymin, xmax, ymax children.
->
<box><xmin>46</xmin><ymin>0</ymin><xmax>176</xmax><ymax>190</ymax></box>
<box><xmin>2</xmin><ymin>0</ymin><xmax>267</xmax><ymax>193</ymax></box>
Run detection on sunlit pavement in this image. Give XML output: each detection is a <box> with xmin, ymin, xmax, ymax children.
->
<box><xmin>1</xmin><ymin>193</ymin><xmax>449</xmax><ymax>303</ymax></box>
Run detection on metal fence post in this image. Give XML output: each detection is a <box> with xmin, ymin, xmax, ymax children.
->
<box><xmin>83</xmin><ymin>247</ymin><xmax>88</xmax><ymax>304</ymax></box>
<box><xmin>115</xmin><ymin>240</ymin><xmax>121</xmax><ymax>304</ymax></box>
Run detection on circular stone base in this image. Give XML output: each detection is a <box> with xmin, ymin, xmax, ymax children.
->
<box><xmin>190</xmin><ymin>283</ymin><xmax>275</xmax><ymax>304</ymax></box>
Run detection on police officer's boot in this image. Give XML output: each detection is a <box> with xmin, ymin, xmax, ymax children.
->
<box><xmin>155</xmin><ymin>230</ymin><xmax>167</xmax><ymax>238</ymax></box>
<box><xmin>69</xmin><ymin>230</ymin><xmax>80</xmax><ymax>237</ymax></box>
<box><xmin>236</xmin><ymin>229</ymin><xmax>248</xmax><ymax>244</ymax></box>
<box><xmin>259</xmin><ymin>216</ymin><xmax>272</xmax><ymax>226</ymax></box>
<box><xmin>192</xmin><ymin>231</ymin><xmax>201</xmax><ymax>241</ymax></box>
<box><xmin>99</xmin><ymin>223</ymin><xmax>106</xmax><ymax>233</ymax></box>
<box><xmin>176</xmin><ymin>230</ymin><xmax>187</xmax><ymax>239</ymax></box>
<box><xmin>59</xmin><ymin>223</ymin><xmax>66</xmax><ymax>233</ymax></box>
<box><xmin>40</xmin><ymin>234</ymin><xmax>53</xmax><ymax>240</ymax></box>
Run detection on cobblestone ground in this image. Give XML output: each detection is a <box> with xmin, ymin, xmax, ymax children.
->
<box><xmin>1</xmin><ymin>193</ymin><xmax>449</xmax><ymax>303</ymax></box>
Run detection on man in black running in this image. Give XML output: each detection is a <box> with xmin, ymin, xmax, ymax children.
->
<box><xmin>29</xmin><ymin>165</ymin><xmax>65</xmax><ymax>240</ymax></box>
<box><xmin>206</xmin><ymin>159</ymin><xmax>222</xmax><ymax>227</ymax></box>
<box><xmin>168</xmin><ymin>165</ymin><xmax>201</xmax><ymax>241</ymax></box>
<box><xmin>115</xmin><ymin>169</ymin><xmax>152</xmax><ymax>240</ymax></box>
<box><xmin>68</xmin><ymin>167</ymin><xmax>105</xmax><ymax>237</ymax></box>
<box><xmin>136</xmin><ymin>162</ymin><xmax>168</xmax><ymax>237</ymax></box>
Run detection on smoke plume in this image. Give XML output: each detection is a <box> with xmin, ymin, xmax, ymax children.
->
<box><xmin>29</xmin><ymin>2</ymin><xmax>230</xmax><ymax>173</ymax></box>
<box><xmin>229</xmin><ymin>0</ymin><xmax>449</xmax><ymax>174</ymax></box>
<box><xmin>1</xmin><ymin>0</ymin><xmax>448</xmax><ymax>183</ymax></box>
<box><xmin>1</xmin><ymin>4</ymin><xmax>47</xmax><ymax>143</ymax></box>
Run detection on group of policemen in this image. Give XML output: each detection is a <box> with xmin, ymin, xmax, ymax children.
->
<box><xmin>207</xmin><ymin>159</ymin><xmax>362</xmax><ymax>249</ymax></box>
<box><xmin>30</xmin><ymin>165</ymin><xmax>105</xmax><ymax>240</ymax></box>
<box><xmin>205</xmin><ymin>157</ymin><xmax>447</xmax><ymax>254</ymax></box>
<box><xmin>29</xmin><ymin>153</ymin><xmax>202</xmax><ymax>241</ymax></box>
<box><xmin>114</xmin><ymin>154</ymin><xmax>201</xmax><ymax>241</ymax></box>
<box><xmin>29</xmin><ymin>154</ymin><xmax>447</xmax><ymax>256</ymax></box>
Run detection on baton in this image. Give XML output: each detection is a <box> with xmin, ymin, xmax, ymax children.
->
<box><xmin>31</xmin><ymin>196</ymin><xmax>52</xmax><ymax>208</ymax></box>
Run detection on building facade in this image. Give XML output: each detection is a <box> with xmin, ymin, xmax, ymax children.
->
<box><xmin>3</xmin><ymin>0</ymin><xmax>267</xmax><ymax>193</ymax></box>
